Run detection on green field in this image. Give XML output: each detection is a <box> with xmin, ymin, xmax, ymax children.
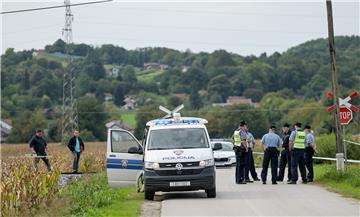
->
<box><xmin>136</xmin><ymin>69</ymin><xmax>163</xmax><ymax>82</ymax></box>
<box><xmin>121</xmin><ymin>111</ymin><xmax>137</xmax><ymax>128</ymax></box>
<box><xmin>34</xmin><ymin>52</ymin><xmax>66</xmax><ymax>65</ymax></box>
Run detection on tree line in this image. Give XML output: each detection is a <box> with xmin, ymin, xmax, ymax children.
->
<box><xmin>1</xmin><ymin>36</ymin><xmax>359</xmax><ymax>142</ymax></box>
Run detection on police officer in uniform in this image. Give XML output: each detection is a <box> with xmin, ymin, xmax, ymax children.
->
<box><xmin>245</xmin><ymin>125</ymin><xmax>260</xmax><ymax>182</ymax></box>
<box><xmin>288</xmin><ymin>122</ymin><xmax>307</xmax><ymax>184</ymax></box>
<box><xmin>277</xmin><ymin>123</ymin><xmax>292</xmax><ymax>183</ymax></box>
<box><xmin>260</xmin><ymin>126</ymin><xmax>282</xmax><ymax>185</ymax></box>
<box><xmin>304</xmin><ymin>125</ymin><xmax>316</xmax><ymax>182</ymax></box>
<box><xmin>232</xmin><ymin>121</ymin><xmax>248</xmax><ymax>184</ymax></box>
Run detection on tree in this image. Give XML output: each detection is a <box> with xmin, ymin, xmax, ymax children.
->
<box><xmin>205</xmin><ymin>104</ymin><xmax>268</xmax><ymax>139</ymax></box>
<box><xmin>243</xmin><ymin>88</ymin><xmax>264</xmax><ymax>102</ymax></box>
<box><xmin>189</xmin><ymin>90</ymin><xmax>203</xmax><ymax>110</ymax></box>
<box><xmin>120</xmin><ymin>65</ymin><xmax>138</xmax><ymax>86</ymax></box>
<box><xmin>207</xmin><ymin>74</ymin><xmax>232</xmax><ymax>102</ymax></box>
<box><xmin>45</xmin><ymin>39</ymin><xmax>66</xmax><ymax>53</ymax></box>
<box><xmin>7</xmin><ymin>111</ymin><xmax>47</xmax><ymax>143</ymax></box>
<box><xmin>206</xmin><ymin>50</ymin><xmax>236</xmax><ymax>69</ymax></box>
<box><xmin>113</xmin><ymin>84</ymin><xmax>125</xmax><ymax>106</ymax></box>
<box><xmin>77</xmin><ymin>96</ymin><xmax>108</xmax><ymax>141</ymax></box>
<box><xmin>167</xmin><ymin>95</ymin><xmax>182</xmax><ymax>108</ymax></box>
<box><xmin>134</xmin><ymin>105</ymin><xmax>163</xmax><ymax>139</ymax></box>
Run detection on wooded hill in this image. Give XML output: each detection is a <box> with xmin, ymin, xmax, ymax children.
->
<box><xmin>1</xmin><ymin>36</ymin><xmax>359</xmax><ymax>142</ymax></box>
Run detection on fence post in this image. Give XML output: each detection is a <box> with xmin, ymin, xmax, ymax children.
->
<box><xmin>336</xmin><ymin>153</ymin><xmax>345</xmax><ymax>171</ymax></box>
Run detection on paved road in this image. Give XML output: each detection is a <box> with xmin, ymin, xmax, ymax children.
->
<box><xmin>157</xmin><ymin>167</ymin><xmax>359</xmax><ymax>217</ymax></box>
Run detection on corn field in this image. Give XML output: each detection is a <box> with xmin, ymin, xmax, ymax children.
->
<box><xmin>0</xmin><ymin>142</ymin><xmax>106</xmax><ymax>217</ymax></box>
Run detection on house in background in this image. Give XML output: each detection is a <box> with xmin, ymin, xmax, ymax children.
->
<box><xmin>226</xmin><ymin>96</ymin><xmax>255</xmax><ymax>106</ymax></box>
<box><xmin>109</xmin><ymin>65</ymin><xmax>121</xmax><ymax>77</ymax></box>
<box><xmin>123</xmin><ymin>97</ymin><xmax>137</xmax><ymax>110</ymax></box>
<box><xmin>143</xmin><ymin>63</ymin><xmax>169</xmax><ymax>71</ymax></box>
<box><xmin>1</xmin><ymin>119</ymin><xmax>13</xmax><ymax>143</ymax></box>
<box><xmin>104</xmin><ymin>93</ymin><xmax>113</xmax><ymax>103</ymax></box>
<box><xmin>105</xmin><ymin>120</ymin><xmax>134</xmax><ymax>134</ymax></box>
<box><xmin>212</xmin><ymin>96</ymin><xmax>256</xmax><ymax>107</ymax></box>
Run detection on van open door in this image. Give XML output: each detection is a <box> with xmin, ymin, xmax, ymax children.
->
<box><xmin>107</xmin><ymin>129</ymin><xmax>144</xmax><ymax>187</ymax></box>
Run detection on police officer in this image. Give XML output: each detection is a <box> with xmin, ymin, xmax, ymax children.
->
<box><xmin>245</xmin><ymin>125</ymin><xmax>260</xmax><ymax>182</ymax></box>
<box><xmin>260</xmin><ymin>126</ymin><xmax>282</xmax><ymax>185</ymax></box>
<box><xmin>304</xmin><ymin>125</ymin><xmax>316</xmax><ymax>182</ymax></box>
<box><xmin>277</xmin><ymin>123</ymin><xmax>292</xmax><ymax>183</ymax></box>
<box><xmin>288</xmin><ymin>122</ymin><xmax>307</xmax><ymax>184</ymax></box>
<box><xmin>232</xmin><ymin>120</ymin><xmax>248</xmax><ymax>184</ymax></box>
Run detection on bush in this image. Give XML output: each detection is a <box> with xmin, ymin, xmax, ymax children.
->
<box><xmin>316</xmin><ymin>134</ymin><xmax>360</xmax><ymax>160</ymax></box>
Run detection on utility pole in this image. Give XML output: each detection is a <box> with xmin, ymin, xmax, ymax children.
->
<box><xmin>326</xmin><ymin>0</ymin><xmax>344</xmax><ymax>171</ymax></box>
<box><xmin>62</xmin><ymin>0</ymin><xmax>78</xmax><ymax>141</ymax></box>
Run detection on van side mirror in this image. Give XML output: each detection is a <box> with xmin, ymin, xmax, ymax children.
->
<box><xmin>128</xmin><ymin>146</ymin><xmax>143</xmax><ymax>155</ymax></box>
<box><xmin>213</xmin><ymin>143</ymin><xmax>222</xmax><ymax>151</ymax></box>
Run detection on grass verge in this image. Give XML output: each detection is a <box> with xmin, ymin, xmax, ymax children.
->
<box><xmin>36</xmin><ymin>173</ymin><xmax>144</xmax><ymax>217</ymax></box>
<box><xmin>314</xmin><ymin>164</ymin><xmax>360</xmax><ymax>200</ymax></box>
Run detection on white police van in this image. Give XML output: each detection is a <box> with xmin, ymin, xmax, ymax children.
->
<box><xmin>106</xmin><ymin>105</ymin><xmax>221</xmax><ymax>200</ymax></box>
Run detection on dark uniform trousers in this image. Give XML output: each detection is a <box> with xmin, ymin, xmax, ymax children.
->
<box><xmin>305</xmin><ymin>147</ymin><xmax>314</xmax><ymax>180</ymax></box>
<box><xmin>261</xmin><ymin>147</ymin><xmax>279</xmax><ymax>183</ymax></box>
<box><xmin>245</xmin><ymin>148</ymin><xmax>258</xmax><ymax>180</ymax></box>
<box><xmin>278</xmin><ymin>148</ymin><xmax>292</xmax><ymax>181</ymax></box>
<box><xmin>235</xmin><ymin>147</ymin><xmax>248</xmax><ymax>183</ymax></box>
<box><xmin>291</xmin><ymin>148</ymin><xmax>307</xmax><ymax>182</ymax></box>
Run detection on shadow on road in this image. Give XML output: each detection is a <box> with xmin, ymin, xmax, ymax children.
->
<box><xmin>154</xmin><ymin>191</ymin><xmax>207</xmax><ymax>201</ymax></box>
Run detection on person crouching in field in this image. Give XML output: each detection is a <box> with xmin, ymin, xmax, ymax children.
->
<box><xmin>29</xmin><ymin>129</ymin><xmax>52</xmax><ymax>171</ymax></box>
<box><xmin>67</xmin><ymin>130</ymin><xmax>85</xmax><ymax>174</ymax></box>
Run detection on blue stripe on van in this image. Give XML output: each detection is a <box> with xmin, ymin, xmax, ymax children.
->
<box><xmin>107</xmin><ymin>164</ymin><xmax>143</xmax><ymax>170</ymax></box>
<box><xmin>107</xmin><ymin>159</ymin><xmax>144</xmax><ymax>165</ymax></box>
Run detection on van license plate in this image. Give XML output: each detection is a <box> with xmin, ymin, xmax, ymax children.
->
<box><xmin>169</xmin><ymin>181</ymin><xmax>190</xmax><ymax>187</ymax></box>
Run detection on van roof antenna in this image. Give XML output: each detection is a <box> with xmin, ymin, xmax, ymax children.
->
<box><xmin>159</xmin><ymin>104</ymin><xmax>184</xmax><ymax>119</ymax></box>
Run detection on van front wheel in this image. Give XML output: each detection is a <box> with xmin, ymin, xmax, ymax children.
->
<box><xmin>144</xmin><ymin>190</ymin><xmax>155</xmax><ymax>200</ymax></box>
<box><xmin>206</xmin><ymin>187</ymin><xmax>216</xmax><ymax>198</ymax></box>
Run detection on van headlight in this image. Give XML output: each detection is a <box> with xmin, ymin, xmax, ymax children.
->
<box><xmin>145</xmin><ymin>162</ymin><xmax>160</xmax><ymax>170</ymax></box>
<box><xmin>199</xmin><ymin>159</ymin><xmax>214</xmax><ymax>167</ymax></box>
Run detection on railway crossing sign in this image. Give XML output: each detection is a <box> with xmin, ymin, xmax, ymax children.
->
<box><xmin>327</xmin><ymin>91</ymin><xmax>359</xmax><ymax>125</ymax></box>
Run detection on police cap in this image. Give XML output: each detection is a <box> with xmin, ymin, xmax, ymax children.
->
<box><xmin>239</xmin><ymin>120</ymin><xmax>247</xmax><ymax>126</ymax></box>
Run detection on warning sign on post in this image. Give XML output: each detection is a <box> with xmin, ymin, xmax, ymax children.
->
<box><xmin>339</xmin><ymin>106</ymin><xmax>353</xmax><ymax>125</ymax></box>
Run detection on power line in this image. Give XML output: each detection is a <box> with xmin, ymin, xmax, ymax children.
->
<box><xmin>0</xmin><ymin>0</ymin><xmax>113</xmax><ymax>15</ymax></box>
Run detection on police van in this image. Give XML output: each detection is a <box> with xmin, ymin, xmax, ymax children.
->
<box><xmin>106</xmin><ymin>105</ymin><xmax>221</xmax><ymax>200</ymax></box>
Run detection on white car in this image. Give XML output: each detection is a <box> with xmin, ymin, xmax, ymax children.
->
<box><xmin>211</xmin><ymin>141</ymin><xmax>236</xmax><ymax>167</ymax></box>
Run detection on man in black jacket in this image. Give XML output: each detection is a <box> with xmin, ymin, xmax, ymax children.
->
<box><xmin>29</xmin><ymin>129</ymin><xmax>52</xmax><ymax>171</ymax></box>
<box><xmin>277</xmin><ymin>123</ymin><xmax>292</xmax><ymax>182</ymax></box>
<box><xmin>67</xmin><ymin>130</ymin><xmax>85</xmax><ymax>174</ymax></box>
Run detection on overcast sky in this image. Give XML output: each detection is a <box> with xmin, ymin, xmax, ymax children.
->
<box><xmin>1</xmin><ymin>0</ymin><xmax>359</xmax><ymax>56</ymax></box>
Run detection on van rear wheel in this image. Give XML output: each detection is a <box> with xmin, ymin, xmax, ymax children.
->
<box><xmin>144</xmin><ymin>190</ymin><xmax>155</xmax><ymax>200</ymax></box>
<box><xmin>206</xmin><ymin>187</ymin><xmax>216</xmax><ymax>198</ymax></box>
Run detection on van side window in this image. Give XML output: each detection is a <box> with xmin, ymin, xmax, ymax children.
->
<box><xmin>111</xmin><ymin>130</ymin><xmax>139</xmax><ymax>153</ymax></box>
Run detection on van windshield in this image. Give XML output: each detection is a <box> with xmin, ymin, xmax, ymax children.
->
<box><xmin>147</xmin><ymin>128</ymin><xmax>209</xmax><ymax>150</ymax></box>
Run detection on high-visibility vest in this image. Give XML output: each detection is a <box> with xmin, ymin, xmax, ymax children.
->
<box><xmin>293</xmin><ymin>131</ymin><xmax>306</xmax><ymax>149</ymax></box>
<box><xmin>233</xmin><ymin>130</ymin><xmax>242</xmax><ymax>146</ymax></box>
